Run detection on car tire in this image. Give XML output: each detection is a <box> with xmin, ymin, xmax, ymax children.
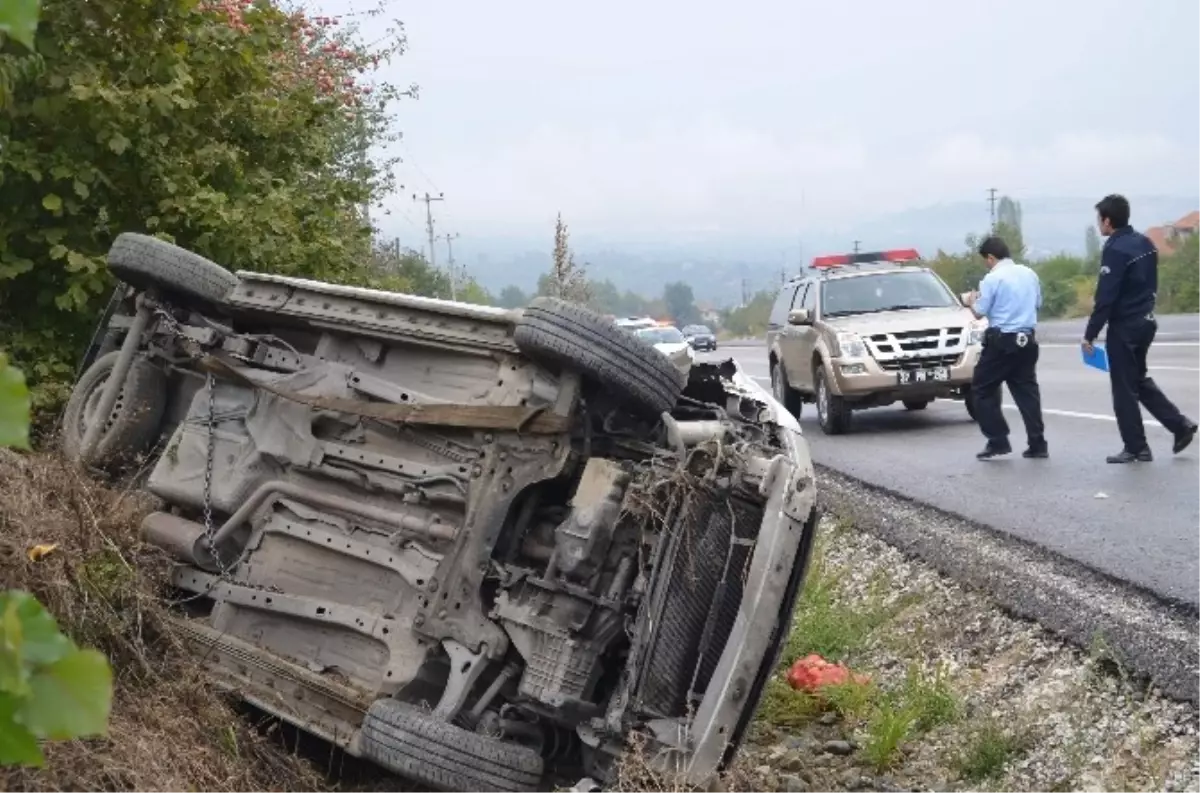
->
<box><xmin>770</xmin><ymin>360</ymin><xmax>803</xmax><ymax>418</ymax></box>
<box><xmin>107</xmin><ymin>233</ymin><xmax>239</xmax><ymax>306</ymax></box>
<box><xmin>814</xmin><ymin>365</ymin><xmax>851</xmax><ymax>435</ymax></box>
<box><xmin>514</xmin><ymin>297</ymin><xmax>687</xmax><ymax>418</ymax></box>
<box><xmin>61</xmin><ymin>351</ymin><xmax>168</xmax><ymax>470</ymax></box>
<box><xmin>903</xmin><ymin>399</ymin><xmax>931</xmax><ymax>411</ymax></box>
<box><xmin>360</xmin><ymin>698</ymin><xmax>544</xmax><ymax>792</ymax></box>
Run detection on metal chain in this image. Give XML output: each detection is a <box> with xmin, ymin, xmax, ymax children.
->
<box><xmin>201</xmin><ymin>370</ymin><xmax>226</xmax><ymax>575</ymax></box>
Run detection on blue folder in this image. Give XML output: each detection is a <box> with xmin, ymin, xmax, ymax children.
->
<box><xmin>1082</xmin><ymin>343</ymin><xmax>1109</xmax><ymax>373</ymax></box>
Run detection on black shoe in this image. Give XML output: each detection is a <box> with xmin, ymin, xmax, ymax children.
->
<box><xmin>1023</xmin><ymin>443</ymin><xmax>1049</xmax><ymax>459</ymax></box>
<box><xmin>1107</xmin><ymin>448</ymin><xmax>1152</xmax><ymax>464</ymax></box>
<box><xmin>1173</xmin><ymin>422</ymin><xmax>1198</xmax><ymax>455</ymax></box>
<box><xmin>977</xmin><ymin>442</ymin><xmax>1012</xmax><ymax>460</ymax></box>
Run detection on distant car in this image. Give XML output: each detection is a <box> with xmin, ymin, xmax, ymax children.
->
<box><xmin>682</xmin><ymin>324</ymin><xmax>717</xmax><ymax>351</ymax></box>
<box><xmin>613</xmin><ymin>316</ymin><xmax>658</xmax><ymax>331</ymax></box>
<box><xmin>635</xmin><ymin>324</ymin><xmax>696</xmax><ymax>374</ymax></box>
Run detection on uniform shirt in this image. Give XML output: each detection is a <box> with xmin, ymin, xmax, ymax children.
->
<box><xmin>1084</xmin><ymin>226</ymin><xmax>1158</xmax><ymax>342</ymax></box>
<box><xmin>976</xmin><ymin>258</ymin><xmax>1042</xmax><ymax>333</ymax></box>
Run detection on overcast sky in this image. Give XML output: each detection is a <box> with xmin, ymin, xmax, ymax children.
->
<box><xmin>317</xmin><ymin>0</ymin><xmax>1199</xmax><ymax>244</ymax></box>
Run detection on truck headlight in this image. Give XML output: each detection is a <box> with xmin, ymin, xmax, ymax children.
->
<box><xmin>968</xmin><ymin>322</ymin><xmax>986</xmax><ymax>346</ymax></box>
<box><xmin>835</xmin><ymin>332</ymin><xmax>867</xmax><ymax>358</ymax></box>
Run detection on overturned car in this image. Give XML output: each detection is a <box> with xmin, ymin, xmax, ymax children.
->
<box><xmin>64</xmin><ymin>234</ymin><xmax>820</xmax><ymax>791</ymax></box>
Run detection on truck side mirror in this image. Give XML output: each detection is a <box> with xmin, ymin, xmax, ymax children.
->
<box><xmin>787</xmin><ymin>308</ymin><xmax>812</xmax><ymax>326</ymax></box>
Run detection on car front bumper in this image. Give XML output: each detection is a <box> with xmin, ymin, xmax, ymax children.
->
<box><xmin>828</xmin><ymin>346</ymin><xmax>981</xmax><ymax>401</ymax></box>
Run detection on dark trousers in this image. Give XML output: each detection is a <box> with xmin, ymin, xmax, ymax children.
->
<box><xmin>1107</xmin><ymin>317</ymin><xmax>1188</xmax><ymax>451</ymax></box>
<box><xmin>972</xmin><ymin>331</ymin><xmax>1045</xmax><ymax>446</ymax></box>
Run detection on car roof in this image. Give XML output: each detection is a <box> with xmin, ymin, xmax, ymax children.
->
<box><xmin>787</xmin><ymin>264</ymin><xmax>927</xmax><ymax>285</ymax></box>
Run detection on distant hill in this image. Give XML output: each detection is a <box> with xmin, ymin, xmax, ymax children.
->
<box><xmin>456</xmin><ymin>195</ymin><xmax>1199</xmax><ymax>307</ymax></box>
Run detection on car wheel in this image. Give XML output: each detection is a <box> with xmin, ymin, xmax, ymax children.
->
<box><xmin>61</xmin><ymin>351</ymin><xmax>168</xmax><ymax>470</ymax></box>
<box><xmin>514</xmin><ymin>298</ymin><xmax>687</xmax><ymax>418</ymax></box>
<box><xmin>360</xmin><ymin>698</ymin><xmax>544</xmax><ymax>792</ymax></box>
<box><xmin>815</xmin><ymin>366</ymin><xmax>851</xmax><ymax>435</ymax></box>
<box><xmin>770</xmin><ymin>361</ymin><xmax>802</xmax><ymax>418</ymax></box>
<box><xmin>107</xmin><ymin>233</ymin><xmax>239</xmax><ymax>306</ymax></box>
<box><xmin>903</xmin><ymin>399</ymin><xmax>931</xmax><ymax>411</ymax></box>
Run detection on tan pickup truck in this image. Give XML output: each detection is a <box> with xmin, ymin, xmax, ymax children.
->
<box><xmin>766</xmin><ymin>250</ymin><xmax>985</xmax><ymax>435</ymax></box>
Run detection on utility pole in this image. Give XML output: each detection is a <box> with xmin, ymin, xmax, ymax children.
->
<box><xmin>987</xmin><ymin>187</ymin><xmax>998</xmax><ymax>231</ymax></box>
<box><xmin>741</xmin><ymin>278</ymin><xmax>749</xmax><ymax>306</ymax></box>
<box><xmin>443</xmin><ymin>232</ymin><xmax>461</xmax><ymax>300</ymax></box>
<box><xmin>852</xmin><ymin>240</ymin><xmax>861</xmax><ymax>255</ymax></box>
<box><xmin>413</xmin><ymin>191</ymin><xmax>444</xmax><ymax>269</ymax></box>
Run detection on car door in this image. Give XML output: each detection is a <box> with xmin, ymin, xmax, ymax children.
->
<box><xmin>788</xmin><ymin>283</ymin><xmax>821</xmax><ymax>392</ymax></box>
<box><xmin>766</xmin><ymin>283</ymin><xmax>801</xmax><ymax>371</ymax></box>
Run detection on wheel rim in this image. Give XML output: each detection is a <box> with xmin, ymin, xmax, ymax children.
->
<box><xmin>772</xmin><ymin>366</ymin><xmax>784</xmax><ymax>402</ymax></box>
<box><xmin>817</xmin><ymin>376</ymin><xmax>828</xmax><ymax>422</ymax></box>
<box><xmin>80</xmin><ymin>375</ymin><xmax>124</xmax><ymax>441</ymax></box>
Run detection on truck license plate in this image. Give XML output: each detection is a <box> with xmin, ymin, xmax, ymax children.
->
<box><xmin>897</xmin><ymin>367</ymin><xmax>949</xmax><ymax>385</ymax></box>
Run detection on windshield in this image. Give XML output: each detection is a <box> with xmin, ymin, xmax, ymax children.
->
<box><xmin>636</xmin><ymin>326</ymin><xmax>685</xmax><ymax>344</ymax></box>
<box><xmin>682</xmin><ymin>325</ymin><xmax>712</xmax><ymax>335</ymax></box>
<box><xmin>821</xmin><ymin>271</ymin><xmax>958</xmax><ymax>317</ymax></box>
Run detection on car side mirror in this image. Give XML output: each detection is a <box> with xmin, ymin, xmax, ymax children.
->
<box><xmin>787</xmin><ymin>308</ymin><xmax>812</xmax><ymax>326</ymax></box>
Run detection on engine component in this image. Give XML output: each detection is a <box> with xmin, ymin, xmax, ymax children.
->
<box><xmin>495</xmin><ymin>580</ymin><xmax>623</xmax><ymax>709</ymax></box>
<box><xmin>553</xmin><ymin>458</ymin><xmax>629</xmax><ymax>583</ymax></box>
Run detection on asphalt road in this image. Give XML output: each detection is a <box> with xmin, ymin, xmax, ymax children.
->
<box><xmin>704</xmin><ymin>314</ymin><xmax>1200</xmax><ymax>607</ymax></box>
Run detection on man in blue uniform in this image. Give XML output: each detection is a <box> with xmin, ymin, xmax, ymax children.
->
<box><xmin>965</xmin><ymin>236</ymin><xmax>1048</xmax><ymax>460</ymax></box>
<box><xmin>1083</xmin><ymin>194</ymin><xmax>1197</xmax><ymax>463</ymax></box>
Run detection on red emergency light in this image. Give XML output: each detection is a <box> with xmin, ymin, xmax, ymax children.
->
<box><xmin>810</xmin><ymin>248</ymin><xmax>921</xmax><ymax>268</ymax></box>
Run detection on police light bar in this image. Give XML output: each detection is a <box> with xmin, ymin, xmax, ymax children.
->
<box><xmin>811</xmin><ymin>248</ymin><xmax>922</xmax><ymax>268</ymax></box>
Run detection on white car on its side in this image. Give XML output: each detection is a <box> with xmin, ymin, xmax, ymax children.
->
<box><xmin>635</xmin><ymin>325</ymin><xmax>696</xmax><ymax>374</ymax></box>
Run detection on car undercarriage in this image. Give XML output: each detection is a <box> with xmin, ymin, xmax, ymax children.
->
<box><xmin>64</xmin><ymin>234</ymin><xmax>820</xmax><ymax>791</ymax></box>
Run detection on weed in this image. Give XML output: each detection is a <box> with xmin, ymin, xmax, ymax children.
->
<box><xmin>956</xmin><ymin>722</ymin><xmax>1027</xmax><ymax>783</ymax></box>
<box><xmin>901</xmin><ymin>661</ymin><xmax>960</xmax><ymax>731</ymax></box>
<box><xmin>756</xmin><ymin>677</ymin><xmax>823</xmax><ymax>729</ymax></box>
<box><xmin>862</xmin><ymin>702</ymin><xmax>916</xmax><ymax>772</ymax></box>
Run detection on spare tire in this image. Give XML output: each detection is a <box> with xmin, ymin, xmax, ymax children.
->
<box><xmin>360</xmin><ymin>699</ymin><xmax>544</xmax><ymax>792</ymax></box>
<box><xmin>107</xmin><ymin>233</ymin><xmax>239</xmax><ymax>306</ymax></box>
<box><xmin>62</xmin><ymin>351</ymin><xmax>167</xmax><ymax>470</ymax></box>
<box><xmin>514</xmin><ymin>298</ymin><xmax>687</xmax><ymax>417</ymax></box>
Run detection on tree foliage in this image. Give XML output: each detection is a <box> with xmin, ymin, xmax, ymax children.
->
<box><xmin>662</xmin><ymin>281</ymin><xmax>700</xmax><ymax>325</ymax></box>
<box><xmin>0</xmin><ymin>0</ymin><xmax>413</xmax><ymax>410</ymax></box>
<box><xmin>539</xmin><ymin>213</ymin><xmax>590</xmax><ymax>304</ymax></box>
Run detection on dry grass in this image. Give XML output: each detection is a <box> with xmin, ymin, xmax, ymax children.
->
<box><xmin>0</xmin><ymin>449</ymin><xmax>326</xmax><ymax>792</ymax></box>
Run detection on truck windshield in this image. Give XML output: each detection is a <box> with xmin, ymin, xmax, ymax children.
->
<box><xmin>821</xmin><ymin>271</ymin><xmax>958</xmax><ymax>317</ymax></box>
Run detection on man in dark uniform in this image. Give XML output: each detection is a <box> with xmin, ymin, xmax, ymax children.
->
<box><xmin>1083</xmin><ymin>194</ymin><xmax>1197</xmax><ymax>463</ymax></box>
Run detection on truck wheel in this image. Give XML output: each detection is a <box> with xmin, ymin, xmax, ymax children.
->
<box><xmin>770</xmin><ymin>361</ymin><xmax>803</xmax><ymax>418</ymax></box>
<box><xmin>107</xmin><ymin>233</ymin><xmax>239</xmax><ymax>306</ymax></box>
<box><xmin>514</xmin><ymin>297</ymin><xmax>687</xmax><ymax>418</ymax></box>
<box><xmin>814</xmin><ymin>366</ymin><xmax>851</xmax><ymax>435</ymax></box>
<box><xmin>360</xmin><ymin>699</ymin><xmax>544</xmax><ymax>792</ymax></box>
<box><xmin>62</xmin><ymin>351</ymin><xmax>167</xmax><ymax>470</ymax></box>
<box><xmin>903</xmin><ymin>399</ymin><xmax>930</xmax><ymax>411</ymax></box>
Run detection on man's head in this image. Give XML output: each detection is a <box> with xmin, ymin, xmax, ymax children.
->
<box><xmin>977</xmin><ymin>236</ymin><xmax>1011</xmax><ymax>269</ymax></box>
<box><xmin>1095</xmin><ymin>194</ymin><xmax>1130</xmax><ymax>237</ymax></box>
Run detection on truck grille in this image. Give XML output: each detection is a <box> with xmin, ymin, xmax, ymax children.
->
<box><xmin>632</xmin><ymin>487</ymin><xmax>760</xmax><ymax>719</ymax></box>
<box><xmin>864</xmin><ymin>327</ymin><xmax>966</xmax><ymax>366</ymax></box>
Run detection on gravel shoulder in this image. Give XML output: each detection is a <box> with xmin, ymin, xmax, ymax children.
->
<box><xmin>720</xmin><ymin>508</ymin><xmax>1200</xmax><ymax>792</ymax></box>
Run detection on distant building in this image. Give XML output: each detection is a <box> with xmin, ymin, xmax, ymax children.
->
<box><xmin>1145</xmin><ymin>211</ymin><xmax>1199</xmax><ymax>255</ymax></box>
<box><xmin>695</xmin><ymin>301</ymin><xmax>721</xmax><ymax>326</ymax></box>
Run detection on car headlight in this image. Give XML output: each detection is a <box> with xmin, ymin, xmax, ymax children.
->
<box><xmin>834</xmin><ymin>332</ymin><xmax>867</xmax><ymax>358</ymax></box>
<box><xmin>967</xmin><ymin>321</ymin><xmax>986</xmax><ymax>346</ymax></box>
